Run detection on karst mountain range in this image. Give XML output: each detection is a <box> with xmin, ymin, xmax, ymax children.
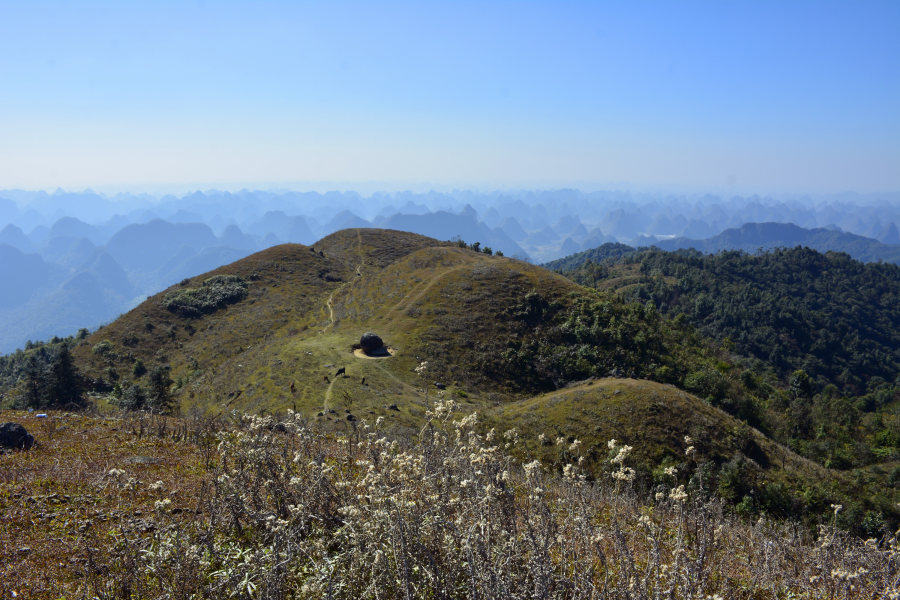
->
<box><xmin>1</xmin><ymin>187</ymin><xmax>898</xmax><ymax>353</ymax></box>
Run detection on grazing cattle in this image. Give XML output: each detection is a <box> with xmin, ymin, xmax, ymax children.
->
<box><xmin>335</xmin><ymin>367</ymin><xmax>346</xmax><ymax>378</ymax></box>
<box><xmin>361</xmin><ymin>377</ymin><xmax>366</xmax><ymax>385</ymax></box>
<box><xmin>289</xmin><ymin>381</ymin><xmax>295</xmax><ymax>392</ymax></box>
<box><xmin>324</xmin><ymin>375</ymin><xmax>330</xmax><ymax>383</ymax></box>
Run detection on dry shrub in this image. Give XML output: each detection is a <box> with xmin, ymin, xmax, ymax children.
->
<box><xmin>85</xmin><ymin>402</ymin><xmax>899</xmax><ymax>599</ymax></box>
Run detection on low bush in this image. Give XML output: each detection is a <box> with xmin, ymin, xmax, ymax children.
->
<box><xmin>163</xmin><ymin>274</ymin><xmax>249</xmax><ymax>317</ymax></box>
<box><xmin>82</xmin><ymin>403</ymin><xmax>898</xmax><ymax>598</ymax></box>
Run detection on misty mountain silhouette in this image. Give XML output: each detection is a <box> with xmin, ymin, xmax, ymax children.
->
<box><xmin>499</xmin><ymin>216</ymin><xmax>528</xmax><ymax>241</ymax></box>
<box><xmin>876</xmin><ymin>222</ymin><xmax>900</xmax><ymax>245</ymax></box>
<box><xmin>0</xmin><ymin>244</ymin><xmax>54</xmax><ymax>308</ymax></box>
<box><xmin>106</xmin><ymin>219</ymin><xmax>219</xmax><ymax>271</ymax></box>
<box><xmin>76</xmin><ymin>249</ymin><xmax>134</xmax><ymax>297</ymax></box>
<box><xmin>523</xmin><ymin>227</ymin><xmax>559</xmax><ymax>246</ymax></box>
<box><xmin>0</xmin><ymin>224</ymin><xmax>35</xmax><ymax>253</ymax></box>
<box><xmin>654</xmin><ymin>222</ymin><xmax>900</xmax><ymax>264</ymax></box>
<box><xmin>647</xmin><ymin>213</ymin><xmax>689</xmax><ymax>236</ymax></box>
<box><xmin>381</xmin><ymin>211</ymin><xmax>529</xmax><ymax>258</ymax></box>
<box><xmin>153</xmin><ymin>245</ymin><xmax>254</xmax><ymax>290</ymax></box>
<box><xmin>48</xmin><ymin>216</ymin><xmax>106</xmax><ymax>245</ymax></box>
<box><xmin>219</xmin><ymin>224</ymin><xmax>259</xmax><ymax>251</ymax></box>
<box><xmin>0</xmin><ymin>197</ymin><xmax>17</xmax><ymax>223</ymax></box>
<box><xmin>247</xmin><ymin>211</ymin><xmax>315</xmax><ymax>245</ymax></box>
<box><xmin>325</xmin><ymin>210</ymin><xmax>371</xmax><ymax>235</ymax></box>
<box><xmin>552</xmin><ymin>214</ymin><xmax>581</xmax><ymax>235</ymax></box>
<box><xmin>678</xmin><ymin>218</ymin><xmax>718</xmax><ymax>239</ymax></box>
<box><xmin>40</xmin><ymin>236</ymin><xmax>97</xmax><ymax>269</ymax></box>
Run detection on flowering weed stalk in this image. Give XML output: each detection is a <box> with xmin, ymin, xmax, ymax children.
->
<box><xmin>85</xmin><ymin>407</ymin><xmax>900</xmax><ymax>599</ymax></box>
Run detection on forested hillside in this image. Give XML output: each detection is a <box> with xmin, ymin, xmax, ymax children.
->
<box><xmin>556</xmin><ymin>246</ymin><xmax>900</xmax><ymax>390</ymax></box>
<box><xmin>553</xmin><ymin>245</ymin><xmax>900</xmax><ymax>472</ymax></box>
<box><xmin>635</xmin><ymin>247</ymin><xmax>900</xmax><ymax>389</ymax></box>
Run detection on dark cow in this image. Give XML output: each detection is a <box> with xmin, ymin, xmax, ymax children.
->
<box><xmin>335</xmin><ymin>367</ymin><xmax>346</xmax><ymax>378</ymax></box>
<box><xmin>323</xmin><ymin>375</ymin><xmax>330</xmax><ymax>383</ymax></box>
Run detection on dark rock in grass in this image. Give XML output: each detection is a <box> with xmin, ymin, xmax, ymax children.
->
<box><xmin>346</xmin><ymin>414</ymin><xmax>357</xmax><ymax>422</ymax></box>
<box><xmin>434</xmin><ymin>382</ymin><xmax>446</xmax><ymax>390</ymax></box>
<box><xmin>0</xmin><ymin>423</ymin><xmax>34</xmax><ymax>450</ymax></box>
<box><xmin>387</xmin><ymin>404</ymin><xmax>399</xmax><ymax>411</ymax></box>
<box><xmin>360</xmin><ymin>332</ymin><xmax>384</xmax><ymax>352</ymax></box>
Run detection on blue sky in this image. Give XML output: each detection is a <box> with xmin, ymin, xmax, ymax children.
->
<box><xmin>1</xmin><ymin>1</ymin><xmax>898</xmax><ymax>193</ymax></box>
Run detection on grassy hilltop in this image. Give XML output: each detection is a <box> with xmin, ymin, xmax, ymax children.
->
<box><xmin>3</xmin><ymin>229</ymin><xmax>900</xmax><ymax>534</ymax></box>
<box><xmin>69</xmin><ymin>229</ymin><xmax>746</xmax><ymax>430</ymax></box>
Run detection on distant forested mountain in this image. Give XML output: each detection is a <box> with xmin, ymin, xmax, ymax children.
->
<box><xmin>655</xmin><ymin>222</ymin><xmax>900</xmax><ymax>264</ymax></box>
<box><xmin>543</xmin><ymin>243</ymin><xmax>639</xmax><ymax>270</ymax></box>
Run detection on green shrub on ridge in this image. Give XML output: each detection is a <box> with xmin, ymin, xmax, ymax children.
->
<box><xmin>163</xmin><ymin>274</ymin><xmax>248</xmax><ymax>318</ymax></box>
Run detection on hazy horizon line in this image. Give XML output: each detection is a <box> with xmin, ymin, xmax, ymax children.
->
<box><xmin>4</xmin><ymin>181</ymin><xmax>900</xmax><ymax>202</ymax></box>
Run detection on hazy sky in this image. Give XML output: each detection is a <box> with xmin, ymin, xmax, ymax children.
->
<box><xmin>1</xmin><ymin>1</ymin><xmax>898</xmax><ymax>193</ymax></box>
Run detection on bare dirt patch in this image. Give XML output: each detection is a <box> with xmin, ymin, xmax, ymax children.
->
<box><xmin>353</xmin><ymin>347</ymin><xmax>395</xmax><ymax>359</ymax></box>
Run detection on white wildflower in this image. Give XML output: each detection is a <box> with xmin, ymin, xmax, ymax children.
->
<box><xmin>612</xmin><ymin>467</ymin><xmax>636</xmax><ymax>482</ymax></box>
<box><xmin>523</xmin><ymin>460</ymin><xmax>542</xmax><ymax>479</ymax></box>
<box><xmin>611</xmin><ymin>445</ymin><xmax>632</xmax><ymax>464</ymax></box>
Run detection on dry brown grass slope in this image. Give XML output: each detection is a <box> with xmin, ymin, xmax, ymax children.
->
<box><xmin>71</xmin><ymin>230</ymin><xmax>448</xmax><ymax>416</ymax></box>
<box><xmin>71</xmin><ymin>230</ymin><xmax>581</xmax><ymax>424</ymax></box>
<box><xmin>488</xmin><ymin>378</ymin><xmax>827</xmax><ymax>482</ymax></box>
<box><xmin>327</xmin><ymin>243</ymin><xmax>587</xmax><ymax>395</ymax></box>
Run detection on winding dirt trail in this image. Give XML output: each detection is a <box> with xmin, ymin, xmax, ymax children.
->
<box><xmin>320</xmin><ymin>230</ymin><xmax>366</xmax><ymax>335</ymax></box>
<box><xmin>324</xmin><ymin>376</ymin><xmax>336</xmax><ymax>412</ymax></box>
<box><xmin>320</xmin><ymin>288</ymin><xmax>342</xmax><ymax>334</ymax></box>
<box><xmin>320</xmin><ymin>230</ymin><xmax>366</xmax><ymax>411</ymax></box>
